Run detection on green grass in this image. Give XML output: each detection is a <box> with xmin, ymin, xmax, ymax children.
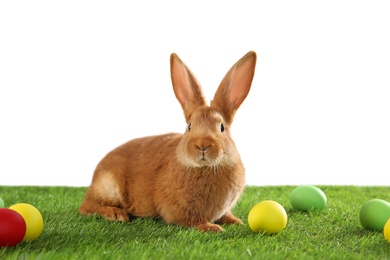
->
<box><xmin>1</xmin><ymin>186</ymin><xmax>390</xmax><ymax>259</ymax></box>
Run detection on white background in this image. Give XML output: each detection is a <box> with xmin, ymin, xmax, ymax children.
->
<box><xmin>1</xmin><ymin>1</ymin><xmax>389</xmax><ymax>187</ymax></box>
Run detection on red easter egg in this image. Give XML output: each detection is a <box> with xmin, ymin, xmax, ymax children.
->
<box><xmin>0</xmin><ymin>208</ymin><xmax>27</xmax><ymax>247</ymax></box>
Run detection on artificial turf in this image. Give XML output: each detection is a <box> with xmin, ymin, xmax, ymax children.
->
<box><xmin>0</xmin><ymin>185</ymin><xmax>389</xmax><ymax>259</ymax></box>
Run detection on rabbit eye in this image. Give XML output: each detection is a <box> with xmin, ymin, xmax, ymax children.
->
<box><xmin>220</xmin><ymin>123</ymin><xmax>225</xmax><ymax>132</ymax></box>
<box><xmin>187</xmin><ymin>123</ymin><xmax>192</xmax><ymax>132</ymax></box>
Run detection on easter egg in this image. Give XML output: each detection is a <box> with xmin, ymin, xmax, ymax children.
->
<box><xmin>9</xmin><ymin>203</ymin><xmax>44</xmax><ymax>241</ymax></box>
<box><xmin>0</xmin><ymin>208</ymin><xmax>27</xmax><ymax>247</ymax></box>
<box><xmin>0</xmin><ymin>197</ymin><xmax>4</xmax><ymax>208</ymax></box>
<box><xmin>290</xmin><ymin>185</ymin><xmax>327</xmax><ymax>211</ymax></box>
<box><xmin>359</xmin><ymin>199</ymin><xmax>390</xmax><ymax>231</ymax></box>
<box><xmin>248</xmin><ymin>200</ymin><xmax>287</xmax><ymax>234</ymax></box>
<box><xmin>384</xmin><ymin>218</ymin><xmax>390</xmax><ymax>242</ymax></box>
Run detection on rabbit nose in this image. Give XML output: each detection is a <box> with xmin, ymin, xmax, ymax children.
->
<box><xmin>196</xmin><ymin>145</ymin><xmax>210</xmax><ymax>152</ymax></box>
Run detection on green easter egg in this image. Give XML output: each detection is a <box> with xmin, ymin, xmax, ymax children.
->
<box><xmin>290</xmin><ymin>185</ymin><xmax>327</xmax><ymax>211</ymax></box>
<box><xmin>359</xmin><ymin>199</ymin><xmax>390</xmax><ymax>231</ymax></box>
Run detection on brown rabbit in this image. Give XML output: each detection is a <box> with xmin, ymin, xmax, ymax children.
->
<box><xmin>78</xmin><ymin>51</ymin><xmax>257</xmax><ymax>232</ymax></box>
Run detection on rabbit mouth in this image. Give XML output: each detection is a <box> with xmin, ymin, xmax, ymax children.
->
<box><xmin>179</xmin><ymin>151</ymin><xmax>221</xmax><ymax>168</ymax></box>
<box><xmin>191</xmin><ymin>141</ymin><xmax>224</xmax><ymax>166</ymax></box>
<box><xmin>196</xmin><ymin>151</ymin><xmax>222</xmax><ymax>167</ymax></box>
<box><xmin>177</xmin><ymin>140</ymin><xmax>223</xmax><ymax>167</ymax></box>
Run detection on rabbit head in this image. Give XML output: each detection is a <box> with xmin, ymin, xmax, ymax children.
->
<box><xmin>171</xmin><ymin>51</ymin><xmax>256</xmax><ymax>169</ymax></box>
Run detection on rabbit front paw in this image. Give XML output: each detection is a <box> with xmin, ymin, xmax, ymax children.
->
<box><xmin>196</xmin><ymin>222</ymin><xmax>224</xmax><ymax>232</ymax></box>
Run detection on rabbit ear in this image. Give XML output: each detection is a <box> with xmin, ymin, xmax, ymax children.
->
<box><xmin>211</xmin><ymin>51</ymin><xmax>256</xmax><ymax>125</ymax></box>
<box><xmin>170</xmin><ymin>53</ymin><xmax>207</xmax><ymax>122</ymax></box>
